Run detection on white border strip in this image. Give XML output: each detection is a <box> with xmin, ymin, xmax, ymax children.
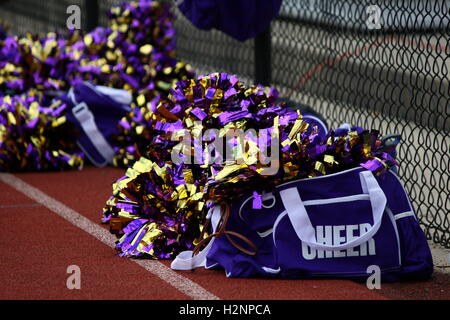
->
<box><xmin>393</xmin><ymin>211</ymin><xmax>415</xmax><ymax>220</ymax></box>
<box><xmin>302</xmin><ymin>194</ymin><xmax>370</xmax><ymax>206</ymax></box>
<box><xmin>0</xmin><ymin>173</ymin><xmax>219</xmax><ymax>301</ymax></box>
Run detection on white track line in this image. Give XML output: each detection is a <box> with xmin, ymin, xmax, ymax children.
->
<box><xmin>0</xmin><ymin>173</ymin><xmax>220</xmax><ymax>300</ymax></box>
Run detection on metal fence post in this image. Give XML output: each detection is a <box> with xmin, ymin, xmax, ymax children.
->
<box><xmin>254</xmin><ymin>26</ymin><xmax>272</xmax><ymax>86</ymax></box>
<box><xmin>85</xmin><ymin>0</ymin><xmax>99</xmax><ymax>32</ymax></box>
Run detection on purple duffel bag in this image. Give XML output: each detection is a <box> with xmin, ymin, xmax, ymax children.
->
<box><xmin>61</xmin><ymin>82</ymin><xmax>132</xmax><ymax>167</ymax></box>
<box><xmin>171</xmin><ymin>167</ymin><xmax>433</xmax><ymax>281</ymax></box>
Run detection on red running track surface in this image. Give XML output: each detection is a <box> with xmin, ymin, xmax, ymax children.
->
<box><xmin>0</xmin><ymin>166</ymin><xmax>448</xmax><ymax>300</ymax></box>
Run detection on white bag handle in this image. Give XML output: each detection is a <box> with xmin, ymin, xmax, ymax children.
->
<box><xmin>171</xmin><ymin>205</ymin><xmax>222</xmax><ymax>270</ymax></box>
<box><xmin>72</xmin><ymin>102</ymin><xmax>115</xmax><ymax>167</ymax></box>
<box><xmin>82</xmin><ymin>82</ymin><xmax>132</xmax><ymax>108</ymax></box>
<box><xmin>279</xmin><ymin>170</ymin><xmax>386</xmax><ymax>251</ymax></box>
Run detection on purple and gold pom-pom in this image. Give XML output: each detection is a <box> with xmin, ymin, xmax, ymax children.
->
<box><xmin>102</xmin><ymin>72</ymin><xmax>396</xmax><ymax>259</ymax></box>
<box><xmin>0</xmin><ymin>0</ymin><xmax>193</xmax><ymax>96</ymax></box>
<box><xmin>0</xmin><ymin>0</ymin><xmax>194</xmax><ymax>171</ymax></box>
<box><xmin>0</xmin><ymin>91</ymin><xmax>84</xmax><ymax>171</ymax></box>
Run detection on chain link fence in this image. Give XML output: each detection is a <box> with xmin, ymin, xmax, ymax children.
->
<box><xmin>0</xmin><ymin>0</ymin><xmax>448</xmax><ymax>248</ymax></box>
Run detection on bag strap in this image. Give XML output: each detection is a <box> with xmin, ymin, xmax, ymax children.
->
<box><xmin>72</xmin><ymin>102</ymin><xmax>115</xmax><ymax>167</ymax></box>
<box><xmin>171</xmin><ymin>206</ymin><xmax>222</xmax><ymax>270</ymax></box>
<box><xmin>171</xmin><ymin>204</ymin><xmax>258</xmax><ymax>271</ymax></box>
<box><xmin>279</xmin><ymin>170</ymin><xmax>387</xmax><ymax>251</ymax></box>
<box><xmin>85</xmin><ymin>83</ymin><xmax>132</xmax><ymax>107</ymax></box>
